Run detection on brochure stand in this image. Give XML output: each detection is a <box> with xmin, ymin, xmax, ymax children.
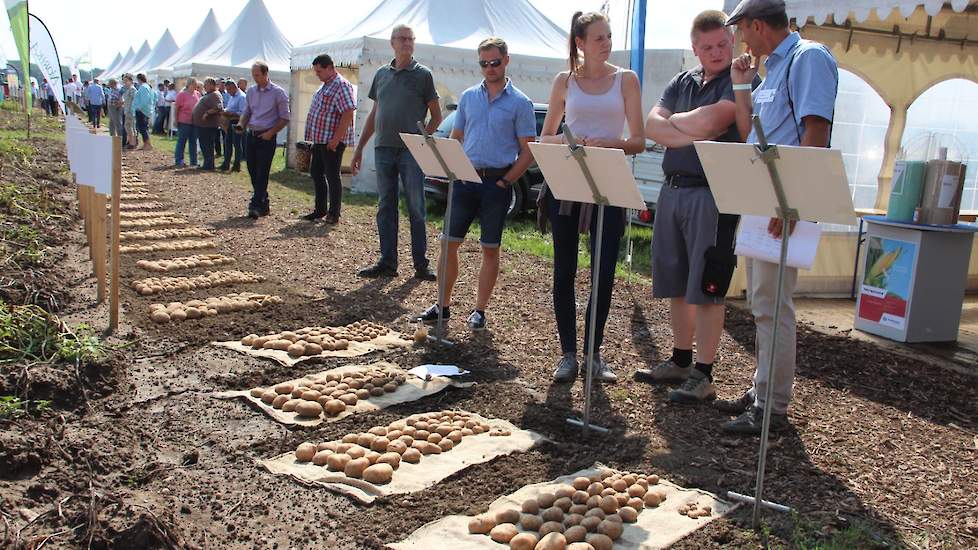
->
<box><xmin>400</xmin><ymin>123</ymin><xmax>481</xmax><ymax>346</ymax></box>
<box><xmin>695</xmin><ymin>117</ymin><xmax>855</xmax><ymax>528</ymax></box>
<box><xmin>529</xmin><ymin>124</ymin><xmax>645</xmax><ymax>435</ymax></box>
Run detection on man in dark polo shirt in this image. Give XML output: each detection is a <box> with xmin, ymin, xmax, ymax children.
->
<box><xmin>638</xmin><ymin>10</ymin><xmax>758</xmax><ymax>402</ymax></box>
<box><xmin>351</xmin><ymin>24</ymin><xmax>443</xmax><ymax>280</ymax></box>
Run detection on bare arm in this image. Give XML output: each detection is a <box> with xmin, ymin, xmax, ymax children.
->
<box><xmin>668</xmin><ymin>100</ymin><xmax>736</xmax><ymax>140</ymax></box>
<box><xmin>329</xmin><ymin>108</ymin><xmax>356</xmax><ymax>150</ymax></box>
<box><xmin>354</xmin><ymin>102</ymin><xmax>377</xmax><ymax>154</ymax></box>
<box><xmin>449</xmin><ymin>128</ymin><xmax>463</xmax><ymax>144</ymax></box>
<box><xmin>539</xmin><ymin>72</ymin><xmax>569</xmax><ymax>144</ymax></box>
<box><xmin>800</xmin><ymin>115</ymin><xmax>831</xmax><ymax>148</ymax></box>
<box><xmin>645</xmin><ymin>106</ymin><xmax>697</xmax><ymax>148</ymax></box>
<box><xmin>731</xmin><ymin>53</ymin><xmax>758</xmax><ymax>140</ymax></box>
<box><xmin>425</xmin><ymin>99</ymin><xmax>442</xmax><ymax>135</ymax></box>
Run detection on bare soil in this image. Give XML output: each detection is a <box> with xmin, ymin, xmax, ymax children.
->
<box><xmin>1</xmin><ymin>115</ymin><xmax>975</xmax><ymax>549</ymax></box>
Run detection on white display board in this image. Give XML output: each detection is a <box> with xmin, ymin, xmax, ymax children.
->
<box><xmin>527</xmin><ymin>142</ymin><xmax>645</xmax><ymax>210</ymax></box>
<box><xmin>399</xmin><ymin>133</ymin><xmax>481</xmax><ymax>184</ymax></box>
<box><xmin>64</xmin><ymin>118</ymin><xmax>114</xmax><ymax>195</ymax></box>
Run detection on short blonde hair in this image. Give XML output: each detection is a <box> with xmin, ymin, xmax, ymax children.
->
<box><xmin>478</xmin><ymin>37</ymin><xmax>508</xmax><ymax>57</ymax></box>
<box><xmin>391</xmin><ymin>24</ymin><xmax>414</xmax><ymax>40</ymax></box>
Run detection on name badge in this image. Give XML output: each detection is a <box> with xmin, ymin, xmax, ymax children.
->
<box><xmin>754</xmin><ymin>89</ymin><xmax>776</xmax><ymax>104</ymax></box>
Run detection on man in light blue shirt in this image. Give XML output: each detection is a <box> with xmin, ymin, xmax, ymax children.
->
<box><xmin>717</xmin><ymin>0</ymin><xmax>838</xmax><ymax>435</ymax></box>
<box><xmin>86</xmin><ymin>78</ymin><xmax>105</xmax><ymax>128</ymax></box>
<box><xmin>415</xmin><ymin>37</ymin><xmax>536</xmax><ymax>332</ymax></box>
<box><xmin>133</xmin><ymin>73</ymin><xmax>156</xmax><ymax>150</ymax></box>
<box><xmin>220</xmin><ymin>80</ymin><xmax>247</xmax><ymax>171</ymax></box>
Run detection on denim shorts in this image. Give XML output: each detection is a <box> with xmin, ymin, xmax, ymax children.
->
<box><xmin>445</xmin><ymin>175</ymin><xmax>511</xmax><ymax>247</ymax></box>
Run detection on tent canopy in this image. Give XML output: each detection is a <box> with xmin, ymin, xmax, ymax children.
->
<box><xmin>98</xmin><ymin>46</ymin><xmax>135</xmax><ymax>80</ymax></box>
<box><xmin>130</xmin><ymin>29</ymin><xmax>178</xmax><ymax>76</ymax></box>
<box><xmin>172</xmin><ymin>0</ymin><xmax>291</xmax><ymax>76</ymax></box>
<box><xmin>114</xmin><ymin>40</ymin><xmax>151</xmax><ymax>78</ymax></box>
<box><xmin>294</xmin><ymin>0</ymin><xmax>568</xmax><ymax>66</ymax></box>
<box><xmin>97</xmin><ymin>53</ymin><xmax>122</xmax><ymax>80</ymax></box>
<box><xmin>150</xmin><ymin>9</ymin><xmax>222</xmax><ymax>74</ymax></box>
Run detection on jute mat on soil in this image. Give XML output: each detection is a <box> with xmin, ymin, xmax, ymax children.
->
<box><xmin>212</xmin><ymin>332</ymin><xmax>412</xmax><ymax>367</ymax></box>
<box><xmin>262</xmin><ymin>413</ymin><xmax>544</xmax><ymax>504</ymax></box>
<box><xmin>214</xmin><ymin>362</ymin><xmax>471</xmax><ymax>427</ymax></box>
<box><xmin>389</xmin><ymin>464</ymin><xmax>738</xmax><ymax>550</ymax></box>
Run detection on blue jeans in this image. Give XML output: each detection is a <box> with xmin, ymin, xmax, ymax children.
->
<box><xmin>374</xmin><ymin>146</ymin><xmax>428</xmax><ymax>270</ymax></box>
<box><xmin>445</xmin><ymin>174</ymin><xmax>511</xmax><ymax>247</ymax></box>
<box><xmin>135</xmin><ymin>111</ymin><xmax>150</xmax><ymax>141</ymax></box>
<box><xmin>197</xmin><ymin>127</ymin><xmax>217</xmax><ymax>170</ymax></box>
<box><xmin>175</xmin><ymin>123</ymin><xmax>197</xmax><ymax>166</ymax></box>
<box><xmin>221</xmin><ymin>124</ymin><xmax>243</xmax><ymax>169</ymax></box>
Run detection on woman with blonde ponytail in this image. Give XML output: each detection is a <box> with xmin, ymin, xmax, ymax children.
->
<box><xmin>539</xmin><ymin>11</ymin><xmax>646</xmax><ymax>384</ymax></box>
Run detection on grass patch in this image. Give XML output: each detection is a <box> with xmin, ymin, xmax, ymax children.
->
<box><xmin>0</xmin><ymin>394</ymin><xmax>51</xmax><ymax>418</ymax></box>
<box><xmin>0</xmin><ymin>304</ymin><xmax>107</xmax><ymax>364</ymax></box>
<box><xmin>780</xmin><ymin>512</ymin><xmax>894</xmax><ymax>550</ymax></box>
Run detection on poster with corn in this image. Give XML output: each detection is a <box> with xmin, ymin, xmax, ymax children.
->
<box><xmin>858</xmin><ymin>236</ymin><xmax>916</xmax><ymax>330</ymax></box>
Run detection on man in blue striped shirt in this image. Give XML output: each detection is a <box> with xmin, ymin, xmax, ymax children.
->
<box><xmin>220</xmin><ymin>80</ymin><xmax>247</xmax><ymax>172</ymax></box>
<box><xmin>415</xmin><ymin>37</ymin><xmax>536</xmax><ymax>332</ymax></box>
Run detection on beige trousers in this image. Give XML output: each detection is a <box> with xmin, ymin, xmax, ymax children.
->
<box><xmin>747</xmin><ymin>258</ymin><xmax>798</xmax><ymax>414</ymax></box>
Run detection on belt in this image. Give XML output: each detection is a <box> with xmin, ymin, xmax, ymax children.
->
<box><xmin>475</xmin><ymin>165</ymin><xmax>512</xmax><ymax>180</ymax></box>
<box><xmin>666</xmin><ymin>174</ymin><xmax>709</xmax><ymax>188</ymax></box>
<box><xmin>248</xmin><ymin>128</ymin><xmax>273</xmax><ymax>135</ymax></box>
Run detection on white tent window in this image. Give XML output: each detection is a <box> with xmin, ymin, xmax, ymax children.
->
<box><xmin>831</xmin><ymin>69</ymin><xmax>890</xmax><ymax>210</ymax></box>
<box><xmin>903</xmin><ymin>78</ymin><xmax>978</xmax><ymax>210</ymax></box>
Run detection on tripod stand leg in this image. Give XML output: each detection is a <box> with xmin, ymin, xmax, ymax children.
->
<box><xmin>752</xmin><ymin>219</ymin><xmax>791</xmax><ymax>528</ymax></box>
<box><xmin>579</xmin><ymin>205</ymin><xmax>608</xmax><ymax>435</ymax></box>
<box><xmin>431</xmin><ymin>178</ymin><xmax>455</xmax><ymax>346</ymax></box>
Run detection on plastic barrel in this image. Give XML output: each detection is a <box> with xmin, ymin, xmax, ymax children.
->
<box><xmin>886</xmin><ymin>160</ymin><xmax>926</xmax><ymax>222</ymax></box>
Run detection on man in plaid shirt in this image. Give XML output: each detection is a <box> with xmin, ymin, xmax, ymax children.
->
<box><xmin>303</xmin><ymin>54</ymin><xmax>357</xmax><ymax>224</ymax></box>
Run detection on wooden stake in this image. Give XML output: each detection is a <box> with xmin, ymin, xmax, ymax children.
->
<box><xmin>109</xmin><ymin>138</ymin><xmax>122</xmax><ymax>332</ymax></box>
<box><xmin>94</xmin><ymin>193</ymin><xmax>107</xmax><ymax>302</ymax></box>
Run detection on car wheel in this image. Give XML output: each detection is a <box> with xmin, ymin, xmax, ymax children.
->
<box><xmin>506</xmin><ymin>183</ymin><xmax>526</xmax><ymax>218</ymax></box>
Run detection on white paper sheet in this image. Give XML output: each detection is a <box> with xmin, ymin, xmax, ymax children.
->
<box><xmin>400</xmin><ymin>133</ymin><xmax>481</xmax><ymax>183</ymax></box>
<box><xmin>735</xmin><ymin>215</ymin><xmax>822</xmax><ymax>270</ymax></box>
<box><xmin>408</xmin><ymin>364</ymin><xmax>470</xmax><ymax>379</ymax></box>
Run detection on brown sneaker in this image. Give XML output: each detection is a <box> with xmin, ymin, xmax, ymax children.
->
<box><xmin>634</xmin><ymin>360</ymin><xmax>691</xmax><ymax>383</ymax></box>
<box><xmin>668</xmin><ymin>369</ymin><xmax>716</xmax><ymax>403</ymax></box>
<box><xmin>715</xmin><ymin>389</ymin><xmax>755</xmax><ymax>414</ymax></box>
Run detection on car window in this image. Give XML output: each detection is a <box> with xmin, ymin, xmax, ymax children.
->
<box><xmin>535</xmin><ymin>110</ymin><xmax>546</xmax><ymax>136</ymax></box>
<box><xmin>435</xmin><ymin>110</ymin><xmax>456</xmax><ymax>137</ymax></box>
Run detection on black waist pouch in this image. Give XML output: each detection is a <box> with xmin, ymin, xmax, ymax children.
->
<box><xmin>701</xmin><ymin>213</ymin><xmax>741</xmax><ymax>298</ymax></box>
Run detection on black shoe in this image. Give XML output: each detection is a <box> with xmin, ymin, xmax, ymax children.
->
<box><xmin>413</xmin><ymin>265</ymin><xmax>437</xmax><ymax>281</ymax></box>
<box><xmin>247</xmin><ymin>208</ymin><xmax>259</xmax><ymax>219</ymax></box>
<box><xmin>721</xmin><ymin>406</ymin><xmax>788</xmax><ymax>436</ymax></box>
<box><xmin>231</xmin><ymin>164</ymin><xmax>241</xmax><ymax>172</ymax></box>
<box><xmin>417</xmin><ymin>304</ymin><xmax>449</xmax><ymax>325</ymax></box>
<box><xmin>358</xmin><ymin>262</ymin><xmax>397</xmax><ymax>278</ymax></box>
<box><xmin>302</xmin><ymin>211</ymin><xmax>325</xmax><ymax>221</ymax></box>
<box><xmin>715</xmin><ymin>389</ymin><xmax>755</xmax><ymax>415</ymax></box>
<box><xmin>219</xmin><ymin>165</ymin><xmax>230</xmax><ymax>171</ymax></box>
<box><xmin>467</xmin><ymin>310</ymin><xmax>487</xmax><ymax>331</ymax></box>
<box><xmin>259</xmin><ymin>204</ymin><xmax>270</xmax><ymax>217</ymax></box>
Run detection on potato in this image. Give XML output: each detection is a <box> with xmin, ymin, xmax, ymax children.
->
<box><xmin>554</xmin><ymin>485</ymin><xmax>575</xmax><ymax>500</ymax></box>
<box><xmin>587</xmin><ymin>482</ymin><xmax>604</xmax><ymax>497</ymax></box>
<box><xmin>438</xmin><ymin>439</ymin><xmax>454</xmax><ymax>452</ymax></box>
<box><xmin>542</xmin><ymin>506</ymin><xmax>564</xmax><ymax>523</ymax></box>
<box><xmin>468</xmin><ymin>516</ymin><xmax>496</xmax><ymax>534</ymax></box>
<box><xmin>248</xmin><ymin>388</ymin><xmax>264</xmax><ymax>398</ymax></box>
<box><xmin>274</xmin><ymin>383</ymin><xmax>295</xmax><ymax>395</ymax></box>
<box><xmin>294</xmin><ymin>401</ymin><xmax>323</xmax><ymax>418</ymax></box>
<box><xmin>610</xmin><ymin>479</ymin><xmax>628</xmax><ymax>493</ymax></box>
<box><xmin>304</xmin><ymin>342</ymin><xmax>323</xmax><ymax>355</ymax></box>
<box><xmin>627</xmin><ymin>484</ymin><xmax>646</xmax><ymax>498</ymax></box>
<box><xmin>383</xmin><ymin>383</ymin><xmax>398</xmax><ymax>393</ymax></box>
<box><xmin>585</xmin><ymin>534</ymin><xmax>613</xmax><ymax>550</ymax></box>
<box><xmin>362</xmin><ymin>463</ymin><xmax>394</xmax><ymax>484</ymax></box>
<box><xmin>537</xmin><ymin>493</ymin><xmax>557</xmax><ymax>508</ymax></box>
<box><xmin>447</xmin><ymin>430</ymin><xmax>463</xmax><ymax>444</ymax></box>
<box><xmin>494</xmin><ymin>508</ymin><xmax>520</xmax><ymax>525</ymax></box>
<box><xmin>401</xmin><ymin>448</ymin><xmax>422</xmax><ymax>463</ymax></box>
<box><xmin>599</xmin><ymin>496</ymin><xmax>618</xmax><ymax>514</ymax></box>
<box><xmin>580</xmin><ymin>516</ymin><xmax>601</xmax><ymax>532</ymax></box>
<box><xmin>597</xmin><ymin>520</ymin><xmax>623</xmax><ymax>540</ymax></box>
<box><xmin>424</xmin><ymin>442</ymin><xmax>442</xmax><ymax>455</ymax></box>
<box><xmin>151</xmin><ymin>310</ymin><xmax>170</xmax><ymax>323</ymax></box>
<box><xmin>324</xmin><ymin>399</ymin><xmax>346</xmax><ymax>416</ymax></box>
<box><xmin>572</xmin><ymin>477</ymin><xmax>592</xmax><ymax>491</ymax></box>
<box><xmin>572</xmin><ymin>491</ymin><xmax>590</xmax><ymax>505</ymax></box>
<box><xmin>626</xmin><ymin>497</ymin><xmax>644</xmax><ymax>511</ymax></box>
<box><xmin>367</xmin><ymin>436</ymin><xmax>388</xmax><ymax>452</ymax></box>
<box><xmin>584</xmin><ymin>509</ymin><xmax>605</xmax><ymax>520</ymax></box>
<box><xmin>426</xmin><ymin>433</ymin><xmax>443</xmax><ymax>444</ymax></box>
<box><xmin>312</xmin><ymin>450</ymin><xmax>333</xmax><ymax>466</ymax></box>
<box><xmin>521</xmin><ymin>498</ymin><xmax>540</xmax><ymax>514</ymax></box>
<box><xmin>260</xmin><ymin>390</ymin><xmax>277</xmax><ymax>404</ymax></box>
<box><xmin>508</xmin><ymin>532</ymin><xmax>539</xmax><ymax>550</ymax></box>
<box><xmin>301</xmin><ymin>390</ymin><xmax>322</xmax><ymax>401</ymax></box>
<box><xmin>295</xmin><ymin>442</ymin><xmax>316</xmax><ymax>462</ymax></box>
<box><xmin>490</xmin><ymin>523</ymin><xmax>519</xmax><ymax>544</ymax></box>
<box><xmin>646</xmin><ymin>474</ymin><xmax>659</xmax><ymax>485</ymax></box>
<box><xmin>643</xmin><ymin>491</ymin><xmax>663</xmax><ymax>508</ymax></box>
<box><xmin>387</xmin><ymin>440</ymin><xmax>408</xmax><ymax>455</ymax></box>
<box><xmin>344</xmin><ymin>457</ymin><xmax>370</xmax><ymax>478</ymax></box>
<box><xmin>615</xmin><ymin>494</ymin><xmax>629</xmax><ymax>507</ymax></box>
<box><xmin>377</xmin><ymin>452</ymin><xmax>401</xmax><ymax>469</ymax></box>
<box><xmin>355</xmin><ymin>389</ymin><xmax>371</xmax><ymax>399</ymax></box>
<box><xmin>536</xmin><ymin>532</ymin><xmax>567</xmax><ymax>550</ymax></box>
<box><xmin>345</xmin><ymin>445</ymin><xmax>366</xmax><ymax>459</ymax></box>
<box><xmin>604</xmin><ymin>514</ymin><xmax>621</xmax><ymax>524</ymax></box>
<box><xmin>564</xmin><ymin>525</ymin><xmax>587</xmax><ymax>543</ymax></box>
<box><xmin>271</xmin><ymin>394</ymin><xmax>289</xmax><ymax>409</ymax></box>
<box><xmin>600</xmin><ymin>488</ymin><xmax>616</xmax><ymax>498</ymax></box>
<box><xmin>618</xmin><ymin>507</ymin><xmax>638</xmax><ymax>523</ymax></box>
<box><xmin>554</xmin><ymin>497</ymin><xmax>573</xmax><ymax>512</ymax></box>
<box><xmin>569</xmin><ymin>504</ymin><xmax>588</xmax><ymax>516</ymax></box>
<box><xmin>369</xmin><ymin>387</ymin><xmax>385</xmax><ymax>397</ymax></box>
<box><xmin>539</xmin><ymin>521</ymin><xmax>565</xmax><ymax>536</ymax></box>
<box><xmin>586</xmin><ymin>495</ymin><xmax>601</xmax><ymax>509</ymax></box>
<box><xmin>520</xmin><ymin>513</ymin><xmax>543</xmax><ymax>531</ymax></box>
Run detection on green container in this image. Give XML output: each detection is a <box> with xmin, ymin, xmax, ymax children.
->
<box><xmin>887</xmin><ymin>160</ymin><xmax>926</xmax><ymax>222</ymax></box>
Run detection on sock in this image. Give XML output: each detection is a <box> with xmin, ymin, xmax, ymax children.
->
<box><xmin>671</xmin><ymin>348</ymin><xmax>693</xmax><ymax>368</ymax></box>
<box><xmin>694</xmin><ymin>361</ymin><xmax>713</xmax><ymax>381</ymax></box>
<box><xmin>475</xmin><ymin>310</ymin><xmax>485</xmax><ymax>317</ymax></box>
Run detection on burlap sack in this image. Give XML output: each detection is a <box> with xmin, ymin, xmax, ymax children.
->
<box><xmin>389</xmin><ymin>464</ymin><xmax>739</xmax><ymax>549</ymax></box>
<box><xmin>212</xmin><ymin>332</ymin><xmax>411</xmax><ymax>367</ymax></box>
<box><xmin>213</xmin><ymin>362</ymin><xmax>471</xmax><ymax>427</ymax></box>
<box><xmin>261</xmin><ymin>413</ymin><xmax>544</xmax><ymax>504</ymax></box>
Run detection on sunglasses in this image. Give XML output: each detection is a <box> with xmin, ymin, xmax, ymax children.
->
<box><xmin>479</xmin><ymin>59</ymin><xmax>503</xmax><ymax>68</ymax></box>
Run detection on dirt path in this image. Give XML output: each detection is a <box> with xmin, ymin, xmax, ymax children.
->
<box><xmin>2</xmin><ymin>139</ymin><xmax>975</xmax><ymax>548</ymax></box>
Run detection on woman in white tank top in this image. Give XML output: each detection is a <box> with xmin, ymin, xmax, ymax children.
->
<box><xmin>539</xmin><ymin>11</ymin><xmax>646</xmax><ymax>384</ymax></box>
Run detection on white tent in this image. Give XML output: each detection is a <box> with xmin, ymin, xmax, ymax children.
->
<box><xmin>170</xmin><ymin>0</ymin><xmax>291</xmax><ymax>83</ymax></box>
<box><xmin>129</xmin><ymin>29</ymin><xmax>179</xmax><ymax>77</ymax></box>
<box><xmin>147</xmin><ymin>9</ymin><xmax>223</xmax><ymax>84</ymax></box>
<box><xmin>96</xmin><ymin>53</ymin><xmax>122</xmax><ymax>81</ymax></box>
<box><xmin>98</xmin><ymin>46</ymin><xmax>135</xmax><ymax>80</ymax></box>
<box><xmin>114</xmin><ymin>40</ymin><xmax>151</xmax><ymax>78</ymax></box>
<box><xmin>289</xmin><ymin>0</ymin><xmax>570</xmax><ymax>191</ymax></box>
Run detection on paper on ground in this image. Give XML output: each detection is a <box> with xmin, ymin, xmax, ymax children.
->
<box><xmin>735</xmin><ymin>215</ymin><xmax>822</xmax><ymax>270</ymax></box>
<box><xmin>261</xmin><ymin>413</ymin><xmax>544</xmax><ymax>504</ymax></box>
<box><xmin>212</xmin><ymin>331</ymin><xmax>411</xmax><ymax>367</ymax></box>
<box><xmin>213</xmin><ymin>362</ymin><xmax>471</xmax><ymax>427</ymax></box>
<box><xmin>408</xmin><ymin>364</ymin><xmax>470</xmax><ymax>378</ymax></box>
<box><xmin>389</xmin><ymin>464</ymin><xmax>738</xmax><ymax>550</ymax></box>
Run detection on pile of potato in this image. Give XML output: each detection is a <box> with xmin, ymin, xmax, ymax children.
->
<box><xmin>250</xmin><ymin>366</ymin><xmax>409</xmax><ymax>417</ymax></box>
<box><xmin>120</xmin><ymin>210</ymin><xmax>179</xmax><ymax>219</ymax></box>
<box><xmin>239</xmin><ymin>321</ymin><xmax>392</xmax><ymax>357</ymax></box>
<box><xmin>677</xmin><ymin>502</ymin><xmax>711</xmax><ymax>519</ymax></box>
<box><xmin>135</xmin><ymin>254</ymin><xmax>236</xmax><ymax>273</ymax></box>
<box><xmin>131</xmin><ymin>270</ymin><xmax>264</xmax><ymax>295</ymax></box>
<box><xmin>290</xmin><ymin>410</ymin><xmax>499</xmax><ymax>484</ymax></box>
<box><xmin>149</xmin><ymin>293</ymin><xmax>283</xmax><ymax>323</ymax></box>
<box><xmin>468</xmin><ymin>468</ymin><xmax>667</xmax><ymax>550</ymax></box>
<box><xmin>120</xmin><ymin>216</ymin><xmax>188</xmax><ymax>229</ymax></box>
<box><xmin>120</xmin><ymin>227</ymin><xmax>214</xmax><ymax>241</ymax></box>
<box><xmin>117</xmin><ymin>201</ymin><xmax>166</xmax><ymax>211</ymax></box>
<box><xmin>120</xmin><ymin>192</ymin><xmax>154</xmax><ymax>200</ymax></box>
<box><xmin>120</xmin><ymin>240</ymin><xmax>215</xmax><ymax>253</ymax></box>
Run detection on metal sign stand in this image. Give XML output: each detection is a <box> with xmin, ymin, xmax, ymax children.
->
<box><xmin>559</xmin><ymin>123</ymin><xmax>610</xmax><ymax>436</ymax></box>
<box><xmin>417</xmin><ymin>121</ymin><xmax>455</xmax><ymax>347</ymax></box>
<box><xmin>725</xmin><ymin>116</ymin><xmax>796</xmax><ymax>527</ymax></box>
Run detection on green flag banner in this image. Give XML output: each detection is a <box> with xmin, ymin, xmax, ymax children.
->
<box><xmin>5</xmin><ymin>0</ymin><xmax>30</xmax><ymax>113</ymax></box>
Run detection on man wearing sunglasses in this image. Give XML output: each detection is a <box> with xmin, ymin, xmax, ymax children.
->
<box><xmin>415</xmin><ymin>37</ymin><xmax>536</xmax><ymax>331</ymax></box>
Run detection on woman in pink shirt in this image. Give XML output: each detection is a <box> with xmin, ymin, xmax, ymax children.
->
<box><xmin>174</xmin><ymin>78</ymin><xmax>201</xmax><ymax>167</ymax></box>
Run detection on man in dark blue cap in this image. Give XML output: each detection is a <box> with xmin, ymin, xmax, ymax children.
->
<box><xmin>717</xmin><ymin>0</ymin><xmax>839</xmax><ymax>435</ymax></box>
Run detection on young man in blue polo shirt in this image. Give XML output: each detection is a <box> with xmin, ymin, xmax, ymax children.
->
<box><xmin>720</xmin><ymin>0</ymin><xmax>838</xmax><ymax>435</ymax></box>
<box><xmin>416</xmin><ymin>37</ymin><xmax>536</xmax><ymax>331</ymax></box>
